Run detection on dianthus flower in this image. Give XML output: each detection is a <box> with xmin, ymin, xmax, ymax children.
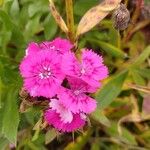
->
<box><xmin>20</xmin><ymin>37</ymin><xmax>109</xmax><ymax>133</ymax></box>
<box><xmin>58</xmin><ymin>77</ymin><xmax>97</xmax><ymax>113</ymax></box>
<box><xmin>26</xmin><ymin>37</ymin><xmax>73</xmax><ymax>56</ymax></box>
<box><xmin>20</xmin><ymin>50</ymin><xmax>64</xmax><ymax>97</ymax></box>
<box><xmin>44</xmin><ymin>98</ymin><xmax>86</xmax><ymax>132</ymax></box>
<box><xmin>62</xmin><ymin>50</ymin><xmax>108</xmax><ymax>88</ymax></box>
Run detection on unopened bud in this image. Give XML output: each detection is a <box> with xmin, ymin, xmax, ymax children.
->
<box><xmin>112</xmin><ymin>3</ymin><xmax>130</xmax><ymax>30</ymax></box>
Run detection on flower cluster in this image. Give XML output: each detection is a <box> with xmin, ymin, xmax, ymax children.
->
<box><xmin>20</xmin><ymin>37</ymin><xmax>108</xmax><ymax>132</ymax></box>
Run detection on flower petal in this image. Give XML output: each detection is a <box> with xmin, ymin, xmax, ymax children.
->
<box><xmin>20</xmin><ymin>50</ymin><xmax>64</xmax><ymax>97</ymax></box>
<box><xmin>62</xmin><ymin>52</ymin><xmax>80</xmax><ymax>77</ymax></box>
<box><xmin>26</xmin><ymin>42</ymin><xmax>40</xmax><ymax>56</ymax></box>
<box><xmin>67</xmin><ymin>76</ymin><xmax>97</xmax><ymax>93</ymax></box>
<box><xmin>58</xmin><ymin>88</ymin><xmax>97</xmax><ymax>113</ymax></box>
<box><xmin>49</xmin><ymin>98</ymin><xmax>73</xmax><ymax>123</ymax></box>
<box><xmin>44</xmin><ymin>110</ymin><xmax>85</xmax><ymax>132</ymax></box>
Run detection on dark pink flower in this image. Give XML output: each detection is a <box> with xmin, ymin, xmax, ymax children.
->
<box><xmin>44</xmin><ymin>98</ymin><xmax>86</xmax><ymax>132</ymax></box>
<box><xmin>62</xmin><ymin>49</ymin><xmax>108</xmax><ymax>88</ymax></box>
<box><xmin>20</xmin><ymin>50</ymin><xmax>64</xmax><ymax>98</ymax></box>
<box><xmin>58</xmin><ymin>77</ymin><xmax>97</xmax><ymax>114</ymax></box>
<box><xmin>25</xmin><ymin>42</ymin><xmax>40</xmax><ymax>56</ymax></box>
<box><xmin>26</xmin><ymin>37</ymin><xmax>73</xmax><ymax>56</ymax></box>
<box><xmin>47</xmin><ymin>37</ymin><xmax>73</xmax><ymax>54</ymax></box>
<box><xmin>50</xmin><ymin>98</ymin><xmax>73</xmax><ymax>123</ymax></box>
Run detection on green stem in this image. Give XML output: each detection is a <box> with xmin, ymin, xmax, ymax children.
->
<box><xmin>65</xmin><ymin>0</ymin><xmax>75</xmax><ymax>44</ymax></box>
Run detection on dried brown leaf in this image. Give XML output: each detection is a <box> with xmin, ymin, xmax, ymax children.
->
<box><xmin>49</xmin><ymin>0</ymin><xmax>68</xmax><ymax>33</ymax></box>
<box><xmin>76</xmin><ymin>0</ymin><xmax>121</xmax><ymax>37</ymax></box>
<box><xmin>118</xmin><ymin>114</ymin><xmax>150</xmax><ymax>135</ymax></box>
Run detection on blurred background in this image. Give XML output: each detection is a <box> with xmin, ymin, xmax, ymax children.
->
<box><xmin>0</xmin><ymin>0</ymin><xmax>150</xmax><ymax>149</ymax></box>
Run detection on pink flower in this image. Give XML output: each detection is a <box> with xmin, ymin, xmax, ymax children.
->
<box><xmin>62</xmin><ymin>49</ymin><xmax>108</xmax><ymax>88</ymax></box>
<box><xmin>44</xmin><ymin>98</ymin><xmax>86</xmax><ymax>132</ymax></box>
<box><xmin>50</xmin><ymin>98</ymin><xmax>73</xmax><ymax>123</ymax></box>
<box><xmin>25</xmin><ymin>42</ymin><xmax>40</xmax><ymax>56</ymax></box>
<box><xmin>48</xmin><ymin>37</ymin><xmax>73</xmax><ymax>54</ymax></box>
<box><xmin>20</xmin><ymin>50</ymin><xmax>64</xmax><ymax>98</ymax></box>
<box><xmin>58</xmin><ymin>77</ymin><xmax>97</xmax><ymax>114</ymax></box>
<box><xmin>26</xmin><ymin>37</ymin><xmax>73</xmax><ymax>56</ymax></box>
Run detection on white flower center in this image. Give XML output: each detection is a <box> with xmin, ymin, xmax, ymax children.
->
<box><xmin>50</xmin><ymin>45</ymin><xmax>55</xmax><ymax>50</ymax></box>
<box><xmin>39</xmin><ymin>66</ymin><xmax>51</xmax><ymax>79</ymax></box>
<box><xmin>80</xmin><ymin>113</ymin><xmax>87</xmax><ymax>120</ymax></box>
<box><xmin>74</xmin><ymin>90</ymin><xmax>80</xmax><ymax>96</ymax></box>
<box><xmin>81</xmin><ymin>68</ymin><xmax>86</xmax><ymax>74</ymax></box>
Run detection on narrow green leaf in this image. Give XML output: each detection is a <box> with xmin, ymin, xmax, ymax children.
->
<box><xmin>0</xmin><ymin>137</ymin><xmax>9</xmax><ymax>150</ymax></box>
<box><xmin>109</xmin><ymin>28</ymin><xmax>120</xmax><ymax>47</ymax></box>
<box><xmin>136</xmin><ymin>68</ymin><xmax>150</xmax><ymax>79</ymax></box>
<box><xmin>131</xmin><ymin>69</ymin><xmax>146</xmax><ymax>86</ymax></box>
<box><xmin>133</xmin><ymin>45</ymin><xmax>150</xmax><ymax>66</ymax></box>
<box><xmin>91</xmin><ymin>109</ymin><xmax>111</xmax><ymax>127</ymax></box>
<box><xmin>88</xmin><ymin>39</ymin><xmax>127</xmax><ymax>58</ymax></box>
<box><xmin>28</xmin><ymin>0</ymin><xmax>48</xmax><ymax>17</ymax></box>
<box><xmin>0</xmin><ymin>108</ymin><xmax>3</xmax><ymax>133</ymax></box>
<box><xmin>121</xmin><ymin>128</ymin><xmax>137</xmax><ymax>145</ymax></box>
<box><xmin>32</xmin><ymin>129</ymin><xmax>40</xmax><ymax>142</ymax></box>
<box><xmin>2</xmin><ymin>88</ymin><xmax>19</xmax><ymax>144</ymax></box>
<box><xmin>44</xmin><ymin>14</ymin><xmax>58</xmax><ymax>40</ymax></box>
<box><xmin>27</xmin><ymin>141</ymin><xmax>41</xmax><ymax>150</ymax></box>
<box><xmin>96</xmin><ymin>70</ymin><xmax>128</xmax><ymax>110</ymax></box>
<box><xmin>0</xmin><ymin>30</ymin><xmax>12</xmax><ymax>54</ymax></box>
<box><xmin>0</xmin><ymin>10</ymin><xmax>13</xmax><ymax>30</ymax></box>
<box><xmin>0</xmin><ymin>10</ymin><xmax>24</xmax><ymax>53</ymax></box>
<box><xmin>10</xmin><ymin>0</ymin><xmax>20</xmax><ymax>20</ymax></box>
<box><xmin>11</xmin><ymin>27</ymin><xmax>25</xmax><ymax>47</ymax></box>
<box><xmin>24</xmin><ymin>14</ymin><xmax>41</xmax><ymax>39</ymax></box>
<box><xmin>0</xmin><ymin>74</ymin><xmax>2</xmax><ymax>108</ymax></box>
<box><xmin>45</xmin><ymin>129</ymin><xmax>57</xmax><ymax>144</ymax></box>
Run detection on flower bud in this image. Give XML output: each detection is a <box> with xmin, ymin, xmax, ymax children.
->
<box><xmin>112</xmin><ymin>3</ymin><xmax>130</xmax><ymax>30</ymax></box>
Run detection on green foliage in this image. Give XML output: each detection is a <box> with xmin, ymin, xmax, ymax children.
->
<box><xmin>96</xmin><ymin>70</ymin><xmax>128</xmax><ymax>110</ymax></box>
<box><xmin>1</xmin><ymin>88</ymin><xmax>19</xmax><ymax>144</ymax></box>
<box><xmin>132</xmin><ymin>46</ymin><xmax>150</xmax><ymax>66</ymax></box>
<box><xmin>0</xmin><ymin>0</ymin><xmax>150</xmax><ymax>149</ymax></box>
<box><xmin>88</xmin><ymin>39</ymin><xmax>127</xmax><ymax>58</ymax></box>
<box><xmin>64</xmin><ymin>129</ymin><xmax>93</xmax><ymax>150</ymax></box>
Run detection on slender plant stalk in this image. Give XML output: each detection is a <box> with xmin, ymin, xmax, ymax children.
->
<box><xmin>65</xmin><ymin>0</ymin><xmax>75</xmax><ymax>44</ymax></box>
<box><xmin>123</xmin><ymin>0</ymin><xmax>143</xmax><ymax>43</ymax></box>
<box><xmin>131</xmin><ymin>0</ymin><xmax>143</xmax><ymax>23</ymax></box>
<box><xmin>117</xmin><ymin>31</ymin><xmax>121</xmax><ymax>49</ymax></box>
